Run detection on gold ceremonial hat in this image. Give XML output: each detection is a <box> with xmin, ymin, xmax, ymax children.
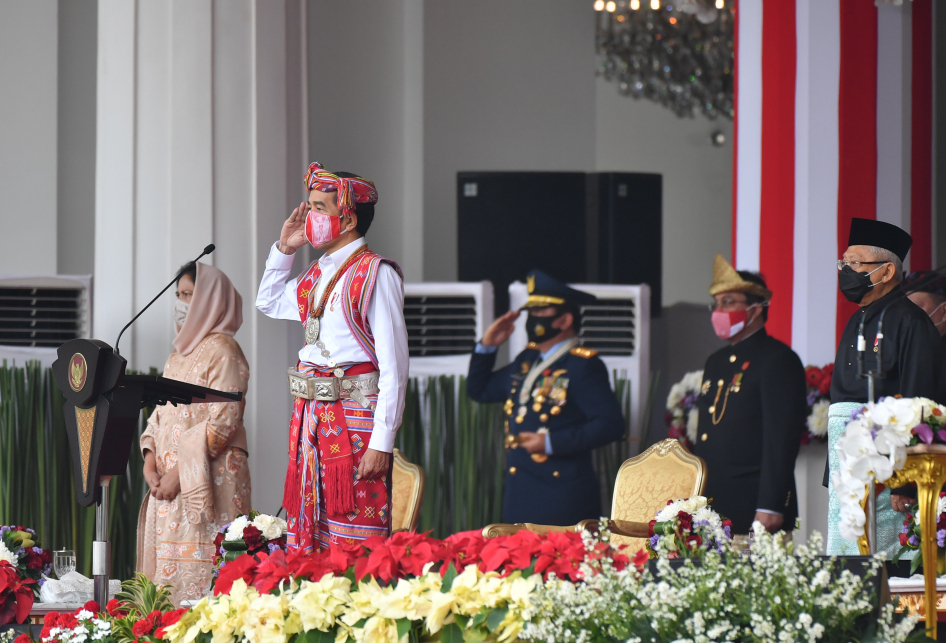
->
<box><xmin>709</xmin><ymin>253</ymin><xmax>773</xmax><ymax>300</ymax></box>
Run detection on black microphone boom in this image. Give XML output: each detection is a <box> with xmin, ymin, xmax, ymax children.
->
<box><xmin>113</xmin><ymin>244</ymin><xmax>216</xmax><ymax>355</ymax></box>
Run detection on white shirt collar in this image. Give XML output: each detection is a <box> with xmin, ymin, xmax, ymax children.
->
<box><xmin>319</xmin><ymin>237</ymin><xmax>367</xmax><ymax>272</ymax></box>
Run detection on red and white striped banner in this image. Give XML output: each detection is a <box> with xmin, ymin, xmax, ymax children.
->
<box><xmin>732</xmin><ymin>0</ymin><xmax>935</xmax><ymax>366</ymax></box>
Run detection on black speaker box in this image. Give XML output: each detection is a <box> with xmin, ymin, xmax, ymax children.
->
<box><xmin>457</xmin><ymin>171</ymin><xmax>662</xmax><ymax>316</ymax></box>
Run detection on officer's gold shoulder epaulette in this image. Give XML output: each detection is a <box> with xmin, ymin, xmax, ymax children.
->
<box><xmin>570</xmin><ymin>346</ymin><xmax>597</xmax><ymax>358</ymax></box>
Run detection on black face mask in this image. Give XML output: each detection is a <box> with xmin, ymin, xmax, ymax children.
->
<box><xmin>838</xmin><ymin>264</ymin><xmax>884</xmax><ymax>304</ymax></box>
<box><xmin>525</xmin><ymin>312</ymin><xmax>564</xmax><ymax>344</ymax></box>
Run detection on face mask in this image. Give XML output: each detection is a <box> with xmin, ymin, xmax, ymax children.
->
<box><xmin>174</xmin><ymin>298</ymin><xmax>189</xmax><ymax>328</ymax></box>
<box><xmin>305</xmin><ymin>211</ymin><xmax>346</xmax><ymax>248</ymax></box>
<box><xmin>838</xmin><ymin>264</ymin><xmax>885</xmax><ymax>304</ymax></box>
<box><xmin>711</xmin><ymin>304</ymin><xmax>761</xmax><ymax>340</ymax></box>
<box><xmin>929</xmin><ymin>302</ymin><xmax>946</xmax><ymax>328</ymax></box>
<box><xmin>525</xmin><ymin>312</ymin><xmax>564</xmax><ymax>344</ymax></box>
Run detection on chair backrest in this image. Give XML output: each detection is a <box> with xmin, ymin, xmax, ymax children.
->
<box><xmin>610</xmin><ymin>438</ymin><xmax>707</xmax><ymax>551</ymax></box>
<box><xmin>391</xmin><ymin>448</ymin><xmax>425</xmax><ymax>532</ymax></box>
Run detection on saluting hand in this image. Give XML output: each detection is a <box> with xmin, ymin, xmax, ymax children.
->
<box><xmin>279</xmin><ymin>202</ymin><xmax>310</xmax><ymax>255</ymax></box>
<box><xmin>481</xmin><ymin>311</ymin><xmax>520</xmax><ymax>347</ymax></box>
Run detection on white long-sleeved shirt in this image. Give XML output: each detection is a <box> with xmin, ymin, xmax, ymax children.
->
<box><xmin>255</xmin><ymin>238</ymin><xmax>409</xmax><ymax>452</ymax></box>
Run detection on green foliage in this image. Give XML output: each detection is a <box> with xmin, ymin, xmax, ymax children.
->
<box><xmin>110</xmin><ymin>573</ymin><xmax>174</xmax><ymax>643</ymax></box>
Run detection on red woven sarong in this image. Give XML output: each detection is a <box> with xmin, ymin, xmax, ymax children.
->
<box><xmin>284</xmin><ymin>362</ymin><xmax>390</xmax><ymax>552</ymax></box>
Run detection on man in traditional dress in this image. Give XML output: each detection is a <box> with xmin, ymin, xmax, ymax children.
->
<box><xmin>467</xmin><ymin>270</ymin><xmax>625</xmax><ymax>525</ymax></box>
<box><xmin>256</xmin><ymin>163</ymin><xmax>409</xmax><ymax>551</ymax></box>
<box><xmin>825</xmin><ymin>218</ymin><xmax>944</xmax><ymax>556</ymax></box>
<box><xmin>692</xmin><ymin>255</ymin><xmax>807</xmax><ymax>536</ymax></box>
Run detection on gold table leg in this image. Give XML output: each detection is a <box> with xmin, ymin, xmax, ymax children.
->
<box><xmin>885</xmin><ymin>453</ymin><xmax>946</xmax><ymax>640</ymax></box>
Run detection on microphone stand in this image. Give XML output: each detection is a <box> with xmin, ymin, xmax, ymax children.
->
<box><xmin>114</xmin><ymin>244</ymin><xmax>215</xmax><ymax>355</ymax></box>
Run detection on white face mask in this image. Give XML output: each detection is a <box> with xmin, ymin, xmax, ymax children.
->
<box><xmin>930</xmin><ymin>301</ymin><xmax>946</xmax><ymax>328</ymax></box>
<box><xmin>174</xmin><ymin>298</ymin><xmax>190</xmax><ymax>328</ymax></box>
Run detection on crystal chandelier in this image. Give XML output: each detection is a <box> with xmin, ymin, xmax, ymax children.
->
<box><xmin>595</xmin><ymin>0</ymin><xmax>734</xmax><ymax>120</ymax></box>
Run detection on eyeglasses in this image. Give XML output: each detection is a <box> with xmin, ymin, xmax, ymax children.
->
<box><xmin>836</xmin><ymin>259</ymin><xmax>888</xmax><ymax>271</ymax></box>
<box><xmin>708</xmin><ymin>297</ymin><xmax>748</xmax><ymax>312</ymax></box>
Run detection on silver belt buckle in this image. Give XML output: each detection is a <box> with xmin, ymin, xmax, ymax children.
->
<box><xmin>288</xmin><ymin>369</ymin><xmax>315</xmax><ymax>399</ymax></box>
<box><xmin>312</xmin><ymin>377</ymin><xmax>340</xmax><ymax>402</ymax></box>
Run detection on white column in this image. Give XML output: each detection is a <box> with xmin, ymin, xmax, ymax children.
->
<box><xmin>733</xmin><ymin>0</ymin><xmax>763</xmax><ymax>272</ymax></box>
<box><xmin>0</xmin><ymin>0</ymin><xmax>58</xmax><ymax>276</ymax></box>
<box><xmin>95</xmin><ymin>0</ymin><xmax>307</xmax><ymax>509</ymax></box>
<box><xmin>94</xmin><ymin>0</ymin><xmax>136</xmax><ymax>343</ymax></box>
<box><xmin>876</xmin><ymin>1</ymin><xmax>912</xmax><ymax>271</ymax></box>
<box><xmin>791</xmin><ymin>0</ymin><xmax>840</xmax><ymax>369</ymax></box>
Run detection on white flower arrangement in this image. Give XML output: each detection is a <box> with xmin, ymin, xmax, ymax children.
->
<box><xmin>649</xmin><ymin>496</ymin><xmax>732</xmax><ymax>558</ymax></box>
<box><xmin>666</xmin><ymin>369</ymin><xmax>703</xmax><ymax>444</ymax></box>
<box><xmin>834</xmin><ymin>396</ymin><xmax>946</xmax><ymax>543</ymax></box>
<box><xmin>250</xmin><ymin>513</ymin><xmax>288</xmax><ymax>541</ymax></box>
<box><xmin>42</xmin><ymin>608</ymin><xmax>111</xmax><ymax>643</ymax></box>
<box><xmin>522</xmin><ymin>526</ymin><xmax>918</xmax><ymax>643</ymax></box>
<box><xmin>0</xmin><ymin>540</ymin><xmax>16</xmax><ymax>566</ymax></box>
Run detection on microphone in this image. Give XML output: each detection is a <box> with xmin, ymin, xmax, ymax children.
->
<box><xmin>114</xmin><ymin>244</ymin><xmax>216</xmax><ymax>355</ymax></box>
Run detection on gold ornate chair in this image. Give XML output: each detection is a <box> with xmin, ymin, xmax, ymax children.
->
<box><xmin>391</xmin><ymin>448</ymin><xmax>425</xmax><ymax>532</ymax></box>
<box><xmin>481</xmin><ymin>439</ymin><xmax>705</xmax><ymax>548</ymax></box>
<box><xmin>611</xmin><ymin>438</ymin><xmax>706</xmax><ymax>551</ymax></box>
<box><xmin>609</xmin><ymin>438</ymin><xmax>706</xmax><ymax>550</ymax></box>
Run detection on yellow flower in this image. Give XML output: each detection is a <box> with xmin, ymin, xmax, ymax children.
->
<box><xmin>342</xmin><ymin>579</ymin><xmax>383</xmax><ymax>626</ymax></box>
<box><xmin>242</xmin><ymin>592</ymin><xmax>290</xmax><ymax>643</ymax></box>
<box><xmin>289</xmin><ymin>573</ymin><xmax>352</xmax><ymax>632</ymax></box>
<box><xmin>354</xmin><ymin>616</ymin><xmax>401</xmax><ymax>643</ymax></box>
<box><xmin>374</xmin><ymin>578</ymin><xmax>426</xmax><ymax>621</ymax></box>
<box><xmin>424</xmin><ymin>590</ymin><xmax>456</xmax><ymax>634</ymax></box>
<box><xmin>14</xmin><ymin>532</ymin><xmax>35</xmax><ymax>548</ymax></box>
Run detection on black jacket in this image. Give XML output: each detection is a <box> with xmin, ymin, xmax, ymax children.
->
<box><xmin>466</xmin><ymin>342</ymin><xmax>625</xmax><ymax>525</ymax></box>
<box><xmin>692</xmin><ymin>328</ymin><xmax>807</xmax><ymax>534</ymax></box>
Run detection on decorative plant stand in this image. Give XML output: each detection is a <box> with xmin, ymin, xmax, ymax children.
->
<box><xmin>871</xmin><ymin>445</ymin><xmax>946</xmax><ymax>639</ymax></box>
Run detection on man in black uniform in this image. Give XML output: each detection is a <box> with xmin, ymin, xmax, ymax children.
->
<box><xmin>693</xmin><ymin>254</ymin><xmax>807</xmax><ymax>535</ymax></box>
<box><xmin>466</xmin><ymin>270</ymin><xmax>625</xmax><ymax>525</ymax></box>
<box><xmin>824</xmin><ymin>220</ymin><xmax>945</xmax><ymax>522</ymax></box>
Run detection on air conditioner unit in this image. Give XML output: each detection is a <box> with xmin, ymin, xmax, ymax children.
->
<box><xmin>0</xmin><ymin>275</ymin><xmax>92</xmax><ymax>368</ymax></box>
<box><xmin>508</xmin><ymin>282</ymin><xmax>651</xmax><ymax>441</ymax></box>
<box><xmin>404</xmin><ymin>282</ymin><xmax>494</xmax><ymax>377</ymax></box>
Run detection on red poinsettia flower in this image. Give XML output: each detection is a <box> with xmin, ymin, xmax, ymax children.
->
<box><xmin>243</xmin><ymin>525</ymin><xmax>263</xmax><ymax>550</ymax></box>
<box><xmin>533</xmin><ymin>532</ymin><xmax>586</xmax><ymax>581</ymax></box>
<box><xmin>0</xmin><ymin>561</ymin><xmax>35</xmax><ymax>625</ymax></box>
<box><xmin>214</xmin><ymin>553</ymin><xmax>260</xmax><ymax>595</ymax></box>
<box><xmin>253</xmin><ymin>551</ymin><xmax>293</xmax><ymax>594</ymax></box>
<box><xmin>441</xmin><ymin>532</ymin><xmax>487</xmax><ymax>572</ymax></box>
<box><xmin>632</xmin><ymin>549</ymin><xmax>649</xmax><ymax>570</ymax></box>
<box><xmin>154</xmin><ymin>609</ymin><xmax>189</xmax><ymax>639</ymax></box>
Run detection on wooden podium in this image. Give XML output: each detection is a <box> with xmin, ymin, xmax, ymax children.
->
<box><xmin>51</xmin><ymin>338</ymin><xmax>242</xmax><ymax>608</ymax></box>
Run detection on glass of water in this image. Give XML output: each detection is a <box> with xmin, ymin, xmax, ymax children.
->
<box><xmin>54</xmin><ymin>550</ymin><xmax>76</xmax><ymax>578</ymax></box>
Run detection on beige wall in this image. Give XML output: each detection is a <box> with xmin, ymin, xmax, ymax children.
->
<box><xmin>594</xmin><ymin>79</ymin><xmax>734</xmax><ymax>305</ymax></box>
<box><xmin>0</xmin><ymin>0</ymin><xmax>59</xmax><ymax>276</ymax></box>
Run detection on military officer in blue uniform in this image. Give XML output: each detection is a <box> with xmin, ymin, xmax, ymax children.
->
<box><xmin>467</xmin><ymin>270</ymin><xmax>625</xmax><ymax>525</ymax></box>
